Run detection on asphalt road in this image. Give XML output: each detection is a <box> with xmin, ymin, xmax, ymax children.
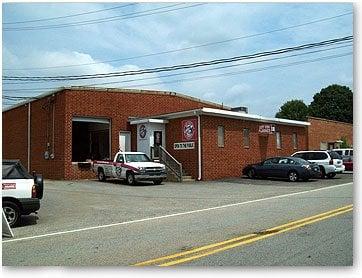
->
<box><xmin>2</xmin><ymin>174</ymin><xmax>353</xmax><ymax>266</ymax></box>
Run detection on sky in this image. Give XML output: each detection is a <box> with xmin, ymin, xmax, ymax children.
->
<box><xmin>2</xmin><ymin>1</ymin><xmax>353</xmax><ymax>117</ymax></box>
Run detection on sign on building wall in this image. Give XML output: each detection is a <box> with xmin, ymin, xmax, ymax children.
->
<box><xmin>182</xmin><ymin>119</ymin><xmax>198</xmax><ymax>141</ymax></box>
<box><xmin>139</xmin><ymin>124</ymin><xmax>147</xmax><ymax>139</ymax></box>
<box><xmin>258</xmin><ymin>124</ymin><xmax>275</xmax><ymax>135</ymax></box>
<box><xmin>174</xmin><ymin>142</ymin><xmax>195</xmax><ymax>150</ymax></box>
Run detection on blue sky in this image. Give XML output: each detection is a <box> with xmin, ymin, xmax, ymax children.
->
<box><xmin>2</xmin><ymin>2</ymin><xmax>353</xmax><ymax>117</ymax></box>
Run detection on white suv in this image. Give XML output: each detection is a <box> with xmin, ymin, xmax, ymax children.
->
<box><xmin>291</xmin><ymin>150</ymin><xmax>345</xmax><ymax>178</ymax></box>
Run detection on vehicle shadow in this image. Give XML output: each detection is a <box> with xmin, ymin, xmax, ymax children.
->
<box><xmin>241</xmin><ymin>176</ymin><xmax>343</xmax><ymax>183</ymax></box>
<box><xmin>15</xmin><ymin>215</ymin><xmax>39</xmax><ymax>228</ymax></box>
<box><xmin>222</xmin><ymin>176</ymin><xmax>325</xmax><ymax>185</ymax></box>
<box><xmin>250</xmin><ymin>177</ymin><xmax>320</xmax><ymax>183</ymax></box>
<box><xmin>105</xmin><ymin>179</ymin><xmax>160</xmax><ymax>187</ymax></box>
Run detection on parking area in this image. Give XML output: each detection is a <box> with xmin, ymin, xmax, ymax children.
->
<box><xmin>10</xmin><ymin>173</ymin><xmax>353</xmax><ymax>239</ymax></box>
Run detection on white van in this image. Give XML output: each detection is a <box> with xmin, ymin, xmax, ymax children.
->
<box><xmin>332</xmin><ymin>148</ymin><xmax>353</xmax><ymax>162</ymax></box>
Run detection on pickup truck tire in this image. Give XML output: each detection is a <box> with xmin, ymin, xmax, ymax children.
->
<box><xmin>126</xmin><ymin>172</ymin><xmax>135</xmax><ymax>185</ymax></box>
<box><xmin>34</xmin><ymin>174</ymin><xmax>44</xmax><ymax>199</ymax></box>
<box><xmin>98</xmin><ymin>169</ymin><xmax>106</xmax><ymax>182</ymax></box>
<box><xmin>3</xmin><ymin>201</ymin><xmax>21</xmax><ymax>227</ymax></box>
<box><xmin>153</xmin><ymin>179</ymin><xmax>163</xmax><ymax>185</ymax></box>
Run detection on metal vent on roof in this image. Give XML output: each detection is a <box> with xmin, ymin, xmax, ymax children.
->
<box><xmin>231</xmin><ymin>106</ymin><xmax>248</xmax><ymax>113</ymax></box>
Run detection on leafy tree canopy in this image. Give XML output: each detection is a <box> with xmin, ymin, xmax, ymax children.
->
<box><xmin>275</xmin><ymin>99</ymin><xmax>309</xmax><ymax>121</ymax></box>
<box><xmin>309</xmin><ymin>84</ymin><xmax>353</xmax><ymax>123</ymax></box>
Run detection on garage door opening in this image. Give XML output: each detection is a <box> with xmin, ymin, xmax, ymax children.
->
<box><xmin>72</xmin><ymin>117</ymin><xmax>110</xmax><ymax>162</ymax></box>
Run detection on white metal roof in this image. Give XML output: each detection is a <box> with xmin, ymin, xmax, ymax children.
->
<box><xmin>130</xmin><ymin>107</ymin><xmax>310</xmax><ymax>127</ymax></box>
<box><xmin>200</xmin><ymin>107</ymin><xmax>310</xmax><ymax>126</ymax></box>
<box><xmin>129</xmin><ymin>118</ymin><xmax>169</xmax><ymax>125</ymax></box>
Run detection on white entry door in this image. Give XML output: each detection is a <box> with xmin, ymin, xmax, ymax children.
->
<box><xmin>119</xmin><ymin>131</ymin><xmax>131</xmax><ymax>152</ymax></box>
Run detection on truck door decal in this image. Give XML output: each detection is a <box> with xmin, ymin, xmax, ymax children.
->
<box><xmin>115</xmin><ymin>166</ymin><xmax>123</xmax><ymax>179</ymax></box>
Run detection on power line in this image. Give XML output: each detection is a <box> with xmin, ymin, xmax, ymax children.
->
<box><xmin>2</xmin><ymin>43</ymin><xmax>352</xmax><ymax>89</ymax></box>
<box><xmin>4</xmin><ymin>11</ymin><xmax>352</xmax><ymax>71</ymax></box>
<box><xmin>120</xmin><ymin>52</ymin><xmax>353</xmax><ymax>89</ymax></box>
<box><xmin>3</xmin><ymin>35</ymin><xmax>353</xmax><ymax>81</ymax></box>
<box><xmin>3</xmin><ymin>3</ymin><xmax>204</xmax><ymax>31</ymax></box>
<box><xmin>80</xmin><ymin>43</ymin><xmax>355</xmax><ymax>86</ymax></box>
<box><xmin>2</xmin><ymin>52</ymin><xmax>352</xmax><ymax>101</ymax></box>
<box><xmin>3</xmin><ymin>3</ymin><xmax>136</xmax><ymax>24</ymax></box>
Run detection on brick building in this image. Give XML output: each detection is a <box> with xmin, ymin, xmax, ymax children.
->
<box><xmin>307</xmin><ymin>117</ymin><xmax>353</xmax><ymax>150</ymax></box>
<box><xmin>3</xmin><ymin>87</ymin><xmax>312</xmax><ymax>180</ymax></box>
<box><xmin>130</xmin><ymin>108</ymin><xmax>309</xmax><ymax>180</ymax></box>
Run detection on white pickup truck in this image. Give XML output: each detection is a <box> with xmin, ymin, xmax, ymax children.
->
<box><xmin>92</xmin><ymin>152</ymin><xmax>167</xmax><ymax>185</ymax></box>
<box><xmin>2</xmin><ymin>160</ymin><xmax>44</xmax><ymax>227</ymax></box>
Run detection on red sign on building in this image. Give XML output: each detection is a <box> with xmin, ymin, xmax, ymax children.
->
<box><xmin>258</xmin><ymin>124</ymin><xmax>275</xmax><ymax>135</ymax></box>
<box><xmin>182</xmin><ymin>119</ymin><xmax>198</xmax><ymax>141</ymax></box>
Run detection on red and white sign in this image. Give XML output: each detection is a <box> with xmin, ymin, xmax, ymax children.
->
<box><xmin>139</xmin><ymin>124</ymin><xmax>147</xmax><ymax>139</ymax></box>
<box><xmin>2</xmin><ymin>183</ymin><xmax>16</xmax><ymax>190</ymax></box>
<box><xmin>182</xmin><ymin>119</ymin><xmax>198</xmax><ymax>141</ymax></box>
<box><xmin>258</xmin><ymin>124</ymin><xmax>275</xmax><ymax>134</ymax></box>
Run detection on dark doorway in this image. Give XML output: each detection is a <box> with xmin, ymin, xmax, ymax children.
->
<box><xmin>72</xmin><ymin>119</ymin><xmax>110</xmax><ymax>162</ymax></box>
<box><xmin>153</xmin><ymin>131</ymin><xmax>162</xmax><ymax>158</ymax></box>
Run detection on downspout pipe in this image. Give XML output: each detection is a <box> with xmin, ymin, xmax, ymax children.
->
<box><xmin>51</xmin><ymin>99</ymin><xmax>55</xmax><ymax>159</ymax></box>
<box><xmin>197</xmin><ymin>114</ymin><xmax>202</xmax><ymax>181</ymax></box>
<box><xmin>27</xmin><ymin>102</ymin><xmax>31</xmax><ymax>172</ymax></box>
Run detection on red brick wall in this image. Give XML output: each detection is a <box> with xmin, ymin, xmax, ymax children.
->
<box><xmin>3</xmin><ymin>94</ymin><xmax>66</xmax><ymax>179</ymax></box>
<box><xmin>3</xmin><ymin>88</ymin><xmax>221</xmax><ymax>180</ymax></box>
<box><xmin>3</xmin><ymin>105</ymin><xmax>29</xmax><ymax>169</ymax></box>
<box><xmin>130</xmin><ymin>124</ymin><xmax>138</xmax><ymax>152</ymax></box>
<box><xmin>307</xmin><ymin>117</ymin><xmax>353</xmax><ymax>150</ymax></box>
<box><xmin>30</xmin><ymin>94</ymin><xmax>66</xmax><ymax>179</ymax></box>
<box><xmin>165</xmin><ymin>117</ymin><xmax>199</xmax><ymax>179</ymax></box>
<box><xmin>61</xmin><ymin>89</ymin><xmax>220</xmax><ymax>179</ymax></box>
<box><xmin>201</xmin><ymin>115</ymin><xmax>308</xmax><ymax>180</ymax></box>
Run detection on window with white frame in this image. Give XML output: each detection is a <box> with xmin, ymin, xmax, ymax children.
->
<box><xmin>276</xmin><ymin>131</ymin><xmax>282</xmax><ymax>149</ymax></box>
<box><xmin>243</xmin><ymin>128</ymin><xmax>250</xmax><ymax>148</ymax></box>
<box><xmin>218</xmin><ymin>126</ymin><xmax>224</xmax><ymax>147</ymax></box>
<box><xmin>292</xmin><ymin>132</ymin><xmax>298</xmax><ymax>149</ymax></box>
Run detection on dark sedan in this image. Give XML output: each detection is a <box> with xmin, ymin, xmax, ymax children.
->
<box><xmin>242</xmin><ymin>156</ymin><xmax>320</xmax><ymax>182</ymax></box>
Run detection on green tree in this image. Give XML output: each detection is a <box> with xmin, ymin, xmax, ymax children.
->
<box><xmin>308</xmin><ymin>84</ymin><xmax>353</xmax><ymax>123</ymax></box>
<box><xmin>275</xmin><ymin>99</ymin><xmax>309</xmax><ymax>121</ymax></box>
<box><xmin>340</xmin><ymin>136</ymin><xmax>350</xmax><ymax>148</ymax></box>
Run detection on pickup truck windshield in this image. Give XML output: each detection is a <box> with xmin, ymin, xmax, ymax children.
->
<box><xmin>125</xmin><ymin>154</ymin><xmax>151</xmax><ymax>163</ymax></box>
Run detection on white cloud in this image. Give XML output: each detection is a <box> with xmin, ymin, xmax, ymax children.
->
<box><xmin>2</xmin><ymin>48</ymin><xmax>166</xmax><ymax>93</ymax></box>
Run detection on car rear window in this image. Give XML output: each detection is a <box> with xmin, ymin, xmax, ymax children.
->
<box><xmin>328</xmin><ymin>151</ymin><xmax>342</xmax><ymax>159</ymax></box>
<box><xmin>294</xmin><ymin>152</ymin><xmax>329</xmax><ymax>160</ymax></box>
<box><xmin>335</xmin><ymin>150</ymin><xmax>343</xmax><ymax>155</ymax></box>
<box><xmin>310</xmin><ymin>152</ymin><xmax>328</xmax><ymax>160</ymax></box>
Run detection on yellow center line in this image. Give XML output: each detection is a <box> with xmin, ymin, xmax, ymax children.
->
<box><xmin>133</xmin><ymin>204</ymin><xmax>353</xmax><ymax>266</ymax></box>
